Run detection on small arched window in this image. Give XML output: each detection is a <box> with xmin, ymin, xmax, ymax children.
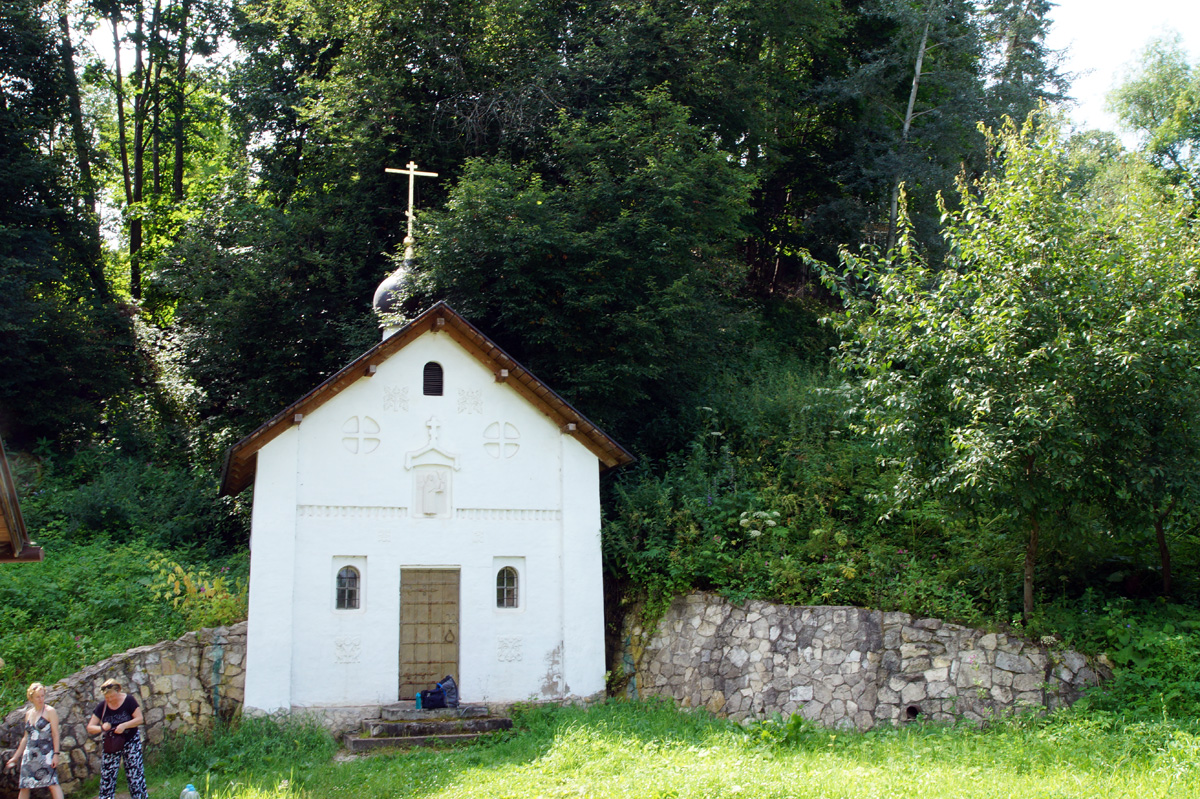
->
<box><xmin>423</xmin><ymin>362</ymin><xmax>444</xmax><ymax>396</ymax></box>
<box><xmin>336</xmin><ymin>566</ymin><xmax>360</xmax><ymax>609</ymax></box>
<box><xmin>496</xmin><ymin>567</ymin><xmax>518</xmax><ymax>608</ymax></box>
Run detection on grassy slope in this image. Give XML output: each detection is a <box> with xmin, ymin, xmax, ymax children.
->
<box><xmin>143</xmin><ymin>702</ymin><xmax>1200</xmax><ymax>799</ymax></box>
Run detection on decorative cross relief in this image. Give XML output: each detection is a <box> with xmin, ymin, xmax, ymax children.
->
<box><xmin>483</xmin><ymin>421</ymin><xmax>520</xmax><ymax>459</ymax></box>
<box><xmin>405</xmin><ymin>416</ymin><xmax>461</xmax><ymax>519</ymax></box>
<box><xmin>343</xmin><ymin>416</ymin><xmax>381</xmax><ymax>454</ymax></box>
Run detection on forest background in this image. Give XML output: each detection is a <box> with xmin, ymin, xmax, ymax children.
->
<box><xmin>3</xmin><ymin>0</ymin><xmax>1200</xmax><ymax>734</ymax></box>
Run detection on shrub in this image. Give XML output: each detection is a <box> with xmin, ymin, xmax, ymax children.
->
<box><xmin>0</xmin><ymin>539</ymin><xmax>191</xmax><ymax>715</ymax></box>
<box><xmin>603</xmin><ymin>363</ymin><xmax>1005</xmax><ymax>624</ymax></box>
<box><xmin>1065</xmin><ymin>598</ymin><xmax>1200</xmax><ymax>719</ymax></box>
<box><xmin>151</xmin><ymin>716</ymin><xmax>337</xmax><ymax>781</ymax></box>
<box><xmin>18</xmin><ymin>444</ymin><xmax>249</xmax><ymax>556</ymax></box>
<box><xmin>148</xmin><ymin>555</ymin><xmax>248</xmax><ymax>630</ymax></box>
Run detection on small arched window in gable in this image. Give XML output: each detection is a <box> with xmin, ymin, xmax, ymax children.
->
<box><xmin>336</xmin><ymin>566</ymin><xmax>360</xmax><ymax>609</ymax></box>
<box><xmin>496</xmin><ymin>567</ymin><xmax>518</xmax><ymax>608</ymax></box>
<box><xmin>423</xmin><ymin>361</ymin><xmax>444</xmax><ymax>396</ymax></box>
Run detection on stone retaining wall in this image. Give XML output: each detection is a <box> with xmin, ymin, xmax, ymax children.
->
<box><xmin>618</xmin><ymin>593</ymin><xmax>1106</xmax><ymax>730</ymax></box>
<box><xmin>1</xmin><ymin>622</ymin><xmax>246</xmax><ymax>796</ymax></box>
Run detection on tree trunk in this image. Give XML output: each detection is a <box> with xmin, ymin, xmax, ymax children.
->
<box><xmin>1023</xmin><ymin>510</ymin><xmax>1039</xmax><ymax>622</ymax></box>
<box><xmin>57</xmin><ymin>8</ymin><xmax>107</xmax><ymax>298</ymax></box>
<box><xmin>152</xmin><ymin>64</ymin><xmax>162</xmax><ymax>197</ymax></box>
<box><xmin>111</xmin><ymin>13</ymin><xmax>133</xmax><ymax>209</ymax></box>
<box><xmin>129</xmin><ymin>0</ymin><xmax>153</xmax><ymax>300</ymax></box>
<box><xmin>887</xmin><ymin>19</ymin><xmax>930</xmax><ymax>251</ymax></box>
<box><xmin>150</xmin><ymin>0</ymin><xmax>166</xmax><ymax>199</ymax></box>
<box><xmin>1155</xmin><ymin>513</ymin><xmax>1172</xmax><ymax>596</ymax></box>
<box><xmin>173</xmin><ymin>0</ymin><xmax>191</xmax><ymax>202</ymax></box>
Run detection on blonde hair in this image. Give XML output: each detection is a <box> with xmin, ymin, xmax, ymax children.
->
<box><xmin>26</xmin><ymin>682</ymin><xmax>44</xmax><ymax>701</ymax></box>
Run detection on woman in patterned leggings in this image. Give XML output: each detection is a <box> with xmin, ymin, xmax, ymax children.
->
<box><xmin>85</xmin><ymin>678</ymin><xmax>147</xmax><ymax>799</ymax></box>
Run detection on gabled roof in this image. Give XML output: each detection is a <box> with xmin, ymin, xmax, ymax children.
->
<box><xmin>219</xmin><ymin>302</ymin><xmax>635</xmax><ymax>496</ymax></box>
<box><xmin>0</xmin><ymin>438</ymin><xmax>43</xmax><ymax>563</ymax></box>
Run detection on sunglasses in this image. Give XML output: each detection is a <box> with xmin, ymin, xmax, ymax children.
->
<box><xmin>101</xmin><ymin>685</ymin><xmax>119</xmax><ymax>692</ymax></box>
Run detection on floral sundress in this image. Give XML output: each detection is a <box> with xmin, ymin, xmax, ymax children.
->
<box><xmin>19</xmin><ymin>714</ymin><xmax>59</xmax><ymax>788</ymax></box>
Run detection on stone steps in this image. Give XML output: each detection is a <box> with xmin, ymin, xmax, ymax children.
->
<box><xmin>380</xmin><ymin>701</ymin><xmax>488</xmax><ymax>722</ymax></box>
<box><xmin>344</xmin><ymin>703</ymin><xmax>513</xmax><ymax>752</ymax></box>
<box><xmin>365</xmin><ymin>717</ymin><xmax>512</xmax><ymax>738</ymax></box>
<box><xmin>344</xmin><ymin>732</ymin><xmax>487</xmax><ymax>752</ymax></box>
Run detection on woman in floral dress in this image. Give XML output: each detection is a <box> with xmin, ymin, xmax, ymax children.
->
<box><xmin>4</xmin><ymin>682</ymin><xmax>66</xmax><ymax>799</ymax></box>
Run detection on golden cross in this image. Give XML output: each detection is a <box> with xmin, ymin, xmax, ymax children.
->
<box><xmin>385</xmin><ymin>160</ymin><xmax>439</xmax><ymax>242</ymax></box>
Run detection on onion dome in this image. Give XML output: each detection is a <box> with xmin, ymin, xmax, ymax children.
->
<box><xmin>373</xmin><ymin>235</ymin><xmax>416</xmax><ymax>315</ymax></box>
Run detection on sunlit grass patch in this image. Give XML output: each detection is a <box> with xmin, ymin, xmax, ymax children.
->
<box><xmin>145</xmin><ymin>700</ymin><xmax>1200</xmax><ymax>799</ymax></box>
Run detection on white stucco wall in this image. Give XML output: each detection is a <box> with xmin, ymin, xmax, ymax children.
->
<box><xmin>243</xmin><ymin>329</ymin><xmax>607</xmax><ymax>712</ymax></box>
<box><xmin>243</xmin><ymin>428</ymin><xmax>299</xmax><ymax>712</ymax></box>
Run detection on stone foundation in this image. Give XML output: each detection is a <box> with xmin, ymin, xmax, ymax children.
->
<box><xmin>618</xmin><ymin>593</ymin><xmax>1105</xmax><ymax>730</ymax></box>
<box><xmin>244</xmin><ymin>704</ymin><xmax>379</xmax><ymax>736</ymax></box>
<box><xmin>1</xmin><ymin>622</ymin><xmax>246</xmax><ymax>796</ymax></box>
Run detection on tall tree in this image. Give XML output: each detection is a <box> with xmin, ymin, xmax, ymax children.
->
<box><xmin>56</xmin><ymin>1</ymin><xmax>106</xmax><ymax>292</ymax></box>
<box><xmin>1109</xmin><ymin>35</ymin><xmax>1200</xmax><ymax>199</ymax></box>
<box><xmin>0</xmin><ymin>0</ymin><xmax>135</xmax><ymax>444</ymax></box>
<box><xmin>828</xmin><ymin>0</ymin><xmax>988</xmax><ymax>264</ymax></box>
<box><xmin>1067</xmin><ymin>152</ymin><xmax>1200</xmax><ymax>597</ymax></box>
<box><xmin>389</xmin><ymin>90</ymin><xmax>757</xmax><ymax>450</ymax></box>
<box><xmin>825</xmin><ymin>114</ymin><xmax>1200</xmax><ymax>619</ymax></box>
<box><xmin>87</xmin><ymin>0</ymin><xmax>227</xmax><ymax>298</ymax></box>
<box><xmin>979</xmin><ymin>0</ymin><xmax>1067</xmax><ymax>125</ymax></box>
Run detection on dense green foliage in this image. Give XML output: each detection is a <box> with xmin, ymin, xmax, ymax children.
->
<box><xmin>0</xmin><ymin>447</ymin><xmax>248</xmax><ymax>717</ymax></box>
<box><xmin>1051</xmin><ymin>596</ymin><xmax>1200</xmax><ymax>719</ymax></box>
<box><xmin>4</xmin><ymin>0</ymin><xmax>1070</xmax><ymax>451</ymax></box>
<box><xmin>0</xmin><ymin>537</ymin><xmax>187</xmax><ymax>713</ymax></box>
<box><xmin>601</xmin><ymin>116</ymin><xmax>1200</xmax><ymax>721</ymax></box>
<box><xmin>143</xmin><ymin>700</ymin><xmax>1200</xmax><ymax>798</ymax></box>
<box><xmin>603</xmin><ymin>355</ymin><xmax>1200</xmax><ymax>627</ymax></box>
<box><xmin>407</xmin><ymin>90</ymin><xmax>755</xmax><ymax>447</ymax></box>
<box><xmin>16</xmin><ymin>442</ymin><xmax>249</xmax><ymax>555</ymax></box>
<box><xmin>1110</xmin><ymin>35</ymin><xmax>1200</xmax><ymax>199</ymax></box>
<box><xmin>4</xmin><ymin>0</ymin><xmax>1200</xmax><ymax>756</ymax></box>
<box><xmin>0</xmin><ymin>0</ymin><xmax>135</xmax><ymax>445</ymax></box>
<box><xmin>604</xmin><ymin>361</ymin><xmax>999</xmax><ymax>622</ymax></box>
<box><xmin>824</xmin><ymin>115</ymin><xmax>1200</xmax><ymax>618</ymax></box>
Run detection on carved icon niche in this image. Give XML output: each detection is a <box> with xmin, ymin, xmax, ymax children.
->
<box><xmin>405</xmin><ymin>416</ymin><xmax>461</xmax><ymax>519</ymax></box>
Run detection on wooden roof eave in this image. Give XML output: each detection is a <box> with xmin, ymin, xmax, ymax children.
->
<box><xmin>437</xmin><ymin>312</ymin><xmax>635</xmax><ymax>468</ymax></box>
<box><xmin>219</xmin><ymin>302</ymin><xmax>634</xmax><ymax>496</ymax></box>
<box><xmin>0</xmin><ymin>438</ymin><xmax>41</xmax><ymax>563</ymax></box>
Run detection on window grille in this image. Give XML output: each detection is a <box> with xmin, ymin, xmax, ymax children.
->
<box><xmin>336</xmin><ymin>566</ymin><xmax>360</xmax><ymax>609</ymax></box>
<box><xmin>496</xmin><ymin>566</ymin><xmax>518</xmax><ymax>608</ymax></box>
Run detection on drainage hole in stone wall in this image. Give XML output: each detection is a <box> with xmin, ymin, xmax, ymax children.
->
<box><xmin>905</xmin><ymin>705</ymin><xmax>922</xmax><ymax>720</ymax></box>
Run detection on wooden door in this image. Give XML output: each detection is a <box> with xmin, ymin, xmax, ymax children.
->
<box><xmin>398</xmin><ymin>568</ymin><xmax>460</xmax><ymax>699</ymax></box>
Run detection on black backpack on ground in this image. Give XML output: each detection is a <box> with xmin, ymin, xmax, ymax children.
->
<box><xmin>439</xmin><ymin>674</ymin><xmax>459</xmax><ymax>707</ymax></box>
<box><xmin>418</xmin><ymin>674</ymin><xmax>459</xmax><ymax>709</ymax></box>
<box><xmin>419</xmin><ymin>684</ymin><xmax>446</xmax><ymax>709</ymax></box>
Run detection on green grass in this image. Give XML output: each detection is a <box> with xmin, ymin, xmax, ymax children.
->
<box><xmin>140</xmin><ymin>700</ymin><xmax>1200</xmax><ymax>799</ymax></box>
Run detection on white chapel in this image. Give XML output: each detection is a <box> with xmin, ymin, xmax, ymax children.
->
<box><xmin>219</xmin><ymin>165</ymin><xmax>633</xmax><ymax>714</ymax></box>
